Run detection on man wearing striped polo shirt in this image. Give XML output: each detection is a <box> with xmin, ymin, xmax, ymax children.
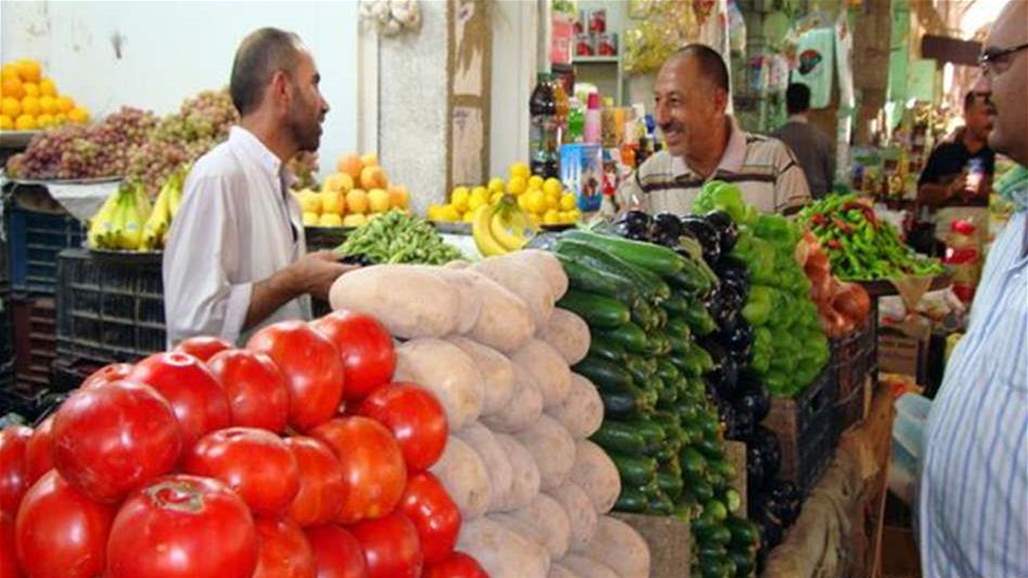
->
<box><xmin>618</xmin><ymin>44</ymin><xmax>811</xmax><ymax>216</ymax></box>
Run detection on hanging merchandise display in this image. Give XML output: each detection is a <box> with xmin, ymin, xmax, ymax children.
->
<box><xmin>792</xmin><ymin>27</ymin><xmax>835</xmax><ymax>109</ymax></box>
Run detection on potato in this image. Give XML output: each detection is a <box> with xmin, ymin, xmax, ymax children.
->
<box><xmin>429</xmin><ymin>436</ymin><xmax>492</xmax><ymax>519</ymax></box>
<box><xmin>446</xmin><ymin>336</ymin><xmax>515</xmax><ymax>416</ymax></box>
<box><xmin>547</xmin><ymin>483</ymin><xmax>598</xmax><ymax>551</ymax></box>
<box><xmin>573</xmin><ymin>516</ymin><xmax>651</xmax><ymax>578</ymax></box>
<box><xmin>423</xmin><ymin>266</ymin><xmax>483</xmax><ymax>334</ymax></box>
<box><xmin>546</xmin><ymin>374</ymin><xmax>603</xmax><ymax>440</ymax></box>
<box><xmin>329</xmin><ymin>265</ymin><xmax>459</xmax><ymax>338</ymax></box>
<box><xmin>492</xmin><ymin>433</ymin><xmax>541</xmax><ymax>511</ymax></box>
<box><xmin>558</xmin><ymin>555</ymin><xmax>619</xmax><ymax>578</ymax></box>
<box><xmin>505</xmin><ymin>493</ymin><xmax>571</xmax><ymax>559</ymax></box>
<box><xmin>467</xmin><ymin>271</ymin><xmax>536</xmax><ymax>352</ymax></box>
<box><xmin>549</xmin><ymin>564</ymin><xmax>582</xmax><ymax>578</ymax></box>
<box><xmin>504</xmin><ymin>249</ymin><xmax>569</xmax><ymax>300</ymax></box>
<box><xmin>569</xmin><ymin>440</ymin><xmax>621</xmax><ymax>514</ymax></box>
<box><xmin>458</xmin><ymin>517</ymin><xmax>550</xmax><ymax>578</ymax></box>
<box><xmin>511</xmin><ymin>339</ymin><xmax>571</xmax><ymax>409</ymax></box>
<box><xmin>480</xmin><ymin>364</ymin><xmax>543</xmax><ymax>434</ymax></box>
<box><xmin>455</xmin><ymin>422</ymin><xmax>513</xmax><ymax>513</ymax></box>
<box><xmin>473</xmin><ymin>256</ymin><xmax>554</xmax><ymax>329</ymax></box>
<box><xmin>539</xmin><ymin>309</ymin><xmax>591</xmax><ymax>366</ymax></box>
<box><xmin>514</xmin><ymin>415</ymin><xmax>576</xmax><ymax>491</ymax></box>
<box><xmin>394</xmin><ymin>338</ymin><xmax>484</xmax><ymax>430</ymax></box>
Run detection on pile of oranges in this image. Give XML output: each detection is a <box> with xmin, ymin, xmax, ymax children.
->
<box><xmin>1</xmin><ymin>59</ymin><xmax>90</xmax><ymax>131</ymax></box>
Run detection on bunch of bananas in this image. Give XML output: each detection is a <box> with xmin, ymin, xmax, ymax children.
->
<box><xmin>88</xmin><ymin>167</ymin><xmax>185</xmax><ymax>251</ymax></box>
<box><xmin>471</xmin><ymin>195</ymin><xmax>536</xmax><ymax>257</ymax></box>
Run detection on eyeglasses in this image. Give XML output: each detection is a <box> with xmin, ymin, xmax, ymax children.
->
<box><xmin>979</xmin><ymin>42</ymin><xmax>1028</xmax><ymax>75</ymax></box>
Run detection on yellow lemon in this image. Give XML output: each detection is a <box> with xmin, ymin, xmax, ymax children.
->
<box><xmin>509</xmin><ymin>162</ymin><xmax>530</xmax><ymax>180</ymax></box>
<box><xmin>427</xmin><ymin>204</ymin><xmax>444</xmax><ymax>221</ymax></box>
<box><xmin>526</xmin><ymin>190</ymin><xmax>547</xmax><ymax>215</ymax></box>
<box><xmin>487</xmin><ymin>177</ymin><xmax>505</xmax><ymax>194</ymax></box>
<box><xmin>529</xmin><ymin>213</ymin><xmax>542</xmax><ymax>227</ymax></box>
<box><xmin>545</xmin><ymin>191</ymin><xmax>560</xmax><ymax>211</ymax></box>
<box><xmin>346</xmin><ymin>188</ymin><xmax>369</xmax><ymax>214</ymax></box>
<box><xmin>38</xmin><ymin>95</ymin><xmax>56</xmax><ymax>115</ymax></box>
<box><xmin>568</xmin><ymin>209</ymin><xmax>582</xmax><ymax>222</ymax></box>
<box><xmin>318</xmin><ymin>213</ymin><xmax>344</xmax><ymax>227</ymax></box>
<box><xmin>506</xmin><ymin>176</ymin><xmax>527</xmax><ymax>196</ymax></box>
<box><xmin>322</xmin><ymin>173</ymin><xmax>353</xmax><ymax>194</ymax></box>
<box><xmin>302</xmin><ymin>211</ymin><xmax>319</xmax><ymax>226</ymax></box>
<box><xmin>451</xmin><ymin>187</ymin><xmax>470</xmax><ymax>213</ymax></box>
<box><xmin>468</xmin><ymin>195</ymin><xmax>487</xmax><ymax>213</ymax></box>
<box><xmin>20</xmin><ymin>96</ymin><xmax>39</xmax><ymax>116</ymax></box>
<box><xmin>469</xmin><ymin>186</ymin><xmax>489</xmax><ymax>206</ymax></box>
<box><xmin>1</xmin><ymin>76</ymin><xmax>24</xmax><ymax>100</ymax></box>
<box><xmin>38</xmin><ymin>78</ymin><xmax>57</xmax><ymax>97</ymax></box>
<box><xmin>342</xmin><ymin>213</ymin><xmax>368</xmax><ymax>228</ymax></box>
<box><xmin>368</xmin><ymin>188</ymin><xmax>390</xmax><ymax>213</ymax></box>
<box><xmin>14</xmin><ymin>114</ymin><xmax>36</xmax><ymax>130</ymax></box>
<box><xmin>16</xmin><ymin>60</ymin><xmax>41</xmax><ymax>83</ymax></box>
<box><xmin>543</xmin><ymin>177</ymin><xmax>563</xmax><ymax>197</ymax></box>
<box><xmin>440</xmin><ymin>204</ymin><xmax>461</xmax><ymax>222</ymax></box>
<box><xmin>560</xmin><ymin>192</ymin><xmax>577</xmax><ymax>211</ymax></box>
<box><xmin>321</xmin><ymin>190</ymin><xmax>344</xmax><ymax>215</ymax></box>
<box><xmin>462</xmin><ymin>210</ymin><xmax>475</xmax><ymax>223</ymax></box>
<box><xmin>543</xmin><ymin>209</ymin><xmax>561</xmax><ymax>225</ymax></box>
<box><xmin>298</xmin><ymin>190</ymin><xmax>321</xmax><ymax>213</ymax></box>
<box><xmin>0</xmin><ymin>115</ymin><xmax>11</xmax><ymax>130</ymax></box>
<box><xmin>53</xmin><ymin>113</ymin><xmax>67</xmax><ymax>125</ymax></box>
<box><xmin>56</xmin><ymin>95</ymin><xmax>74</xmax><ymax>113</ymax></box>
<box><xmin>1</xmin><ymin>97</ymin><xmax>20</xmax><ymax>118</ymax></box>
<box><xmin>68</xmin><ymin>106</ymin><xmax>89</xmax><ymax>124</ymax></box>
<box><xmin>528</xmin><ymin>175</ymin><xmax>544</xmax><ymax>190</ymax></box>
<box><xmin>21</xmin><ymin>83</ymin><xmax>39</xmax><ymax>98</ymax></box>
<box><xmin>36</xmin><ymin>113</ymin><xmax>54</xmax><ymax>128</ymax></box>
<box><xmin>517</xmin><ymin>193</ymin><xmax>531</xmax><ymax>211</ymax></box>
<box><xmin>490</xmin><ymin>192</ymin><xmax>504</xmax><ymax>205</ymax></box>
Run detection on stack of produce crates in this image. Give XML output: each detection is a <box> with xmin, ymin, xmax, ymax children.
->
<box><xmin>54</xmin><ymin>248</ymin><xmax>166</xmax><ymax>389</ymax></box>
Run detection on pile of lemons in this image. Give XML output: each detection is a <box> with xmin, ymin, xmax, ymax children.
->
<box><xmin>429</xmin><ymin>162</ymin><xmax>581</xmax><ymax>226</ymax></box>
<box><xmin>0</xmin><ymin>59</ymin><xmax>90</xmax><ymax>131</ymax></box>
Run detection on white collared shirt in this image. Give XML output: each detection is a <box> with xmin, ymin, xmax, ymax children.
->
<box><xmin>163</xmin><ymin>126</ymin><xmax>311</xmax><ymax>347</ymax></box>
<box><xmin>618</xmin><ymin>116</ymin><xmax>812</xmax><ymax>215</ymax></box>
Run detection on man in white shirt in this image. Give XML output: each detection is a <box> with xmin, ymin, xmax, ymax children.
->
<box><xmin>618</xmin><ymin>44</ymin><xmax>811</xmax><ymax>215</ymax></box>
<box><xmin>164</xmin><ymin>28</ymin><xmax>351</xmax><ymax>346</ymax></box>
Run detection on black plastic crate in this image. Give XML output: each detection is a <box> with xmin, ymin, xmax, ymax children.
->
<box><xmin>51</xmin><ymin>355</ymin><xmax>108</xmax><ymax>393</ymax></box>
<box><xmin>764</xmin><ymin>364</ymin><xmax>839</xmax><ymax>493</ymax></box>
<box><xmin>11</xmin><ymin>293</ymin><xmax>56</xmax><ymax>390</ymax></box>
<box><xmin>7</xmin><ymin>203</ymin><xmax>86</xmax><ymax>295</ymax></box>
<box><xmin>56</xmin><ymin>249</ymin><xmax>166</xmax><ymax>364</ymax></box>
<box><xmin>0</xmin><ymin>283</ymin><xmax>11</xmax><ymax>366</ymax></box>
<box><xmin>305</xmin><ymin>226</ymin><xmax>348</xmax><ymax>252</ymax></box>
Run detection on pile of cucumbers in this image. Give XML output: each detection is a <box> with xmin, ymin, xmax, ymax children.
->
<box><xmin>552</xmin><ymin>229</ymin><xmax>760</xmax><ymax>578</ymax></box>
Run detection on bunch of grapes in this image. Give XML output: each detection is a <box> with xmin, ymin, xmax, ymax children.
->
<box><xmin>5</xmin><ymin>107</ymin><xmax>157</xmax><ymax>180</ymax></box>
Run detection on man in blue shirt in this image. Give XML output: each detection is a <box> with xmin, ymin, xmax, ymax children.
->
<box><xmin>918</xmin><ymin>2</ymin><xmax>1028</xmax><ymax>576</ymax></box>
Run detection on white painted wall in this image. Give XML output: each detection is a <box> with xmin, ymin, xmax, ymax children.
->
<box><xmin>488</xmin><ymin>0</ymin><xmax>537</xmax><ymax>180</ymax></box>
<box><xmin>0</xmin><ymin>0</ymin><xmax>360</xmax><ymax>178</ymax></box>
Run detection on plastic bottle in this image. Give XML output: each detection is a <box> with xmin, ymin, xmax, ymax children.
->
<box><xmin>584</xmin><ymin>92</ymin><xmax>602</xmax><ymax>145</ymax></box>
<box><xmin>554</xmin><ymin>79</ymin><xmax>569</xmax><ymax>145</ymax></box>
<box><xmin>529</xmin><ymin>73</ymin><xmax>559</xmax><ymax>177</ymax></box>
<box><xmin>567</xmin><ymin>97</ymin><xmax>584</xmax><ymax>143</ymax></box>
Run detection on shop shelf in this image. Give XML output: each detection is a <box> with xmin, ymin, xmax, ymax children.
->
<box><xmin>55</xmin><ymin>249</ymin><xmax>166</xmax><ymax>364</ymax></box>
<box><xmin>6</xmin><ymin>203</ymin><xmax>86</xmax><ymax>295</ymax></box>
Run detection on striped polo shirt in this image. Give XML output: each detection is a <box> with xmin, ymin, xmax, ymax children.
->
<box><xmin>617</xmin><ymin>116</ymin><xmax>812</xmax><ymax>215</ymax></box>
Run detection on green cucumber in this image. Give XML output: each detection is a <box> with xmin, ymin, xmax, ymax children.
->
<box><xmin>601</xmin><ymin>323</ymin><xmax>648</xmax><ymax>353</ymax></box>
<box><xmin>657</xmin><ymin>470</ymin><xmax>684</xmax><ymax>501</ymax></box>
<box><xmin>631</xmin><ymin>300</ymin><xmax>659</xmax><ymax>331</ymax></box>
<box><xmin>728</xmin><ymin>551</ymin><xmax>755</xmax><ymax>576</ymax></box>
<box><xmin>657</xmin><ymin>360</ymin><xmax>682</xmax><ymax>383</ymax></box>
<box><xmin>575</xmin><ymin>356</ymin><xmax>633</xmax><ymax>390</ymax></box>
<box><xmin>683</xmin><ymin>299</ymin><xmax>718</xmax><ymax>335</ymax></box>
<box><xmin>614</xmin><ymin>486</ymin><xmax>648</xmax><ymax>513</ymax></box>
<box><xmin>625</xmin><ymin>357</ymin><xmax>654</xmax><ymax>383</ymax></box>
<box><xmin>695</xmin><ymin>437</ymin><xmax>724</xmax><ymax>461</ymax></box>
<box><xmin>666</xmin><ymin>318</ymin><xmax>692</xmax><ymax>341</ymax></box>
<box><xmin>648</xmin><ymin>332</ymin><xmax>671</xmax><ymax>356</ymax></box>
<box><xmin>588</xmin><ymin>334</ymin><xmax>626</xmax><ymax>363</ymax></box>
<box><xmin>727</xmin><ymin>516</ymin><xmax>759</xmax><ymax>548</ymax></box>
<box><xmin>681</xmin><ymin>447</ymin><xmax>709</xmax><ymax>480</ymax></box>
<box><xmin>610</xmin><ymin>453</ymin><xmax>658</xmax><ymax>487</ymax></box>
<box><xmin>590</xmin><ymin>421</ymin><xmax>646</xmax><ymax>455</ymax></box>
<box><xmin>554</xmin><ymin>253</ymin><xmax>639</xmax><ymax>304</ymax></box>
<box><xmin>657</xmin><ymin>377</ymin><xmax>678</xmax><ymax>406</ymax></box>
<box><xmin>558</xmin><ymin>290</ymin><xmax>631</xmax><ymax>329</ymax></box>
<box><xmin>648</xmin><ymin>489</ymin><xmax>675</xmax><ymax>515</ymax></box>
<box><xmin>691</xmin><ymin>479</ymin><xmax>715</xmax><ymax>503</ymax></box>
<box><xmin>598</xmin><ymin>386</ymin><xmax>642</xmax><ymax>419</ymax></box>
<box><xmin>560</xmin><ymin>229</ymin><xmax>686</xmax><ymax>275</ymax></box>
<box><xmin>555</xmin><ymin>238</ymin><xmax>670</xmax><ymax>301</ymax></box>
<box><xmin>626</xmin><ymin>418</ymin><xmax>667</xmax><ymax>451</ymax></box>
<box><xmin>692</xmin><ymin>512</ymin><xmax>721</xmax><ymax>543</ymax></box>
<box><xmin>662</xmin><ymin>295</ymin><xmax>691</xmax><ymax>316</ymax></box>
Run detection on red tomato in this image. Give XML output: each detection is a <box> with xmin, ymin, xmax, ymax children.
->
<box><xmin>398</xmin><ymin>472</ymin><xmax>460</xmax><ymax>565</ymax></box>
<box><xmin>253</xmin><ymin>517</ymin><xmax>317</xmax><ymax>578</ymax></box>
<box><xmin>285</xmin><ymin>437</ymin><xmax>346</xmax><ymax>527</ymax></box>
<box><xmin>247</xmin><ymin>321</ymin><xmax>346</xmax><ymax>432</ymax></box>
<box><xmin>309</xmin><ymin>417</ymin><xmax>406</xmax><ymax>524</ymax></box>
<box><xmin>423</xmin><ymin>552</ymin><xmax>489</xmax><ymax>578</ymax></box>
<box><xmin>0</xmin><ymin>513</ymin><xmax>18</xmax><ymax>578</ymax></box>
<box><xmin>310</xmin><ymin>311</ymin><xmax>395</xmax><ymax>401</ymax></box>
<box><xmin>0</xmin><ymin>426</ymin><xmax>31</xmax><ymax>517</ymax></box>
<box><xmin>80</xmin><ymin>362</ymin><xmax>134</xmax><ymax>389</ymax></box>
<box><xmin>349</xmin><ymin>511</ymin><xmax>423</xmax><ymax>578</ymax></box>
<box><xmin>207</xmin><ymin>349</ymin><xmax>290</xmax><ymax>433</ymax></box>
<box><xmin>357</xmin><ymin>384</ymin><xmax>448</xmax><ymax>472</ymax></box>
<box><xmin>14</xmin><ymin>470</ymin><xmax>115</xmax><ymax>578</ymax></box>
<box><xmin>305</xmin><ymin>525</ymin><xmax>368</xmax><ymax>578</ymax></box>
<box><xmin>128</xmin><ymin>352</ymin><xmax>231</xmax><ymax>449</ymax></box>
<box><xmin>174</xmin><ymin>336</ymin><xmax>233</xmax><ymax>363</ymax></box>
<box><xmin>23</xmin><ymin>417</ymin><xmax>53</xmax><ymax>486</ymax></box>
<box><xmin>106</xmin><ymin>475</ymin><xmax>258</xmax><ymax>578</ymax></box>
<box><xmin>51</xmin><ymin>381</ymin><xmax>182</xmax><ymax>504</ymax></box>
<box><xmin>183</xmin><ymin>428</ymin><xmax>300</xmax><ymax>516</ymax></box>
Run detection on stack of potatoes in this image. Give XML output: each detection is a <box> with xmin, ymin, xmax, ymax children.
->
<box><xmin>328</xmin><ymin>251</ymin><xmax>651</xmax><ymax>578</ymax></box>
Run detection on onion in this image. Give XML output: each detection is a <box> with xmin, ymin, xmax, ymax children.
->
<box><xmin>832</xmin><ymin>282</ymin><xmax>872</xmax><ymax>326</ymax></box>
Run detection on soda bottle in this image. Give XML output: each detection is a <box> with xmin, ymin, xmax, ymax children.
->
<box><xmin>529</xmin><ymin>73</ymin><xmax>559</xmax><ymax>177</ymax></box>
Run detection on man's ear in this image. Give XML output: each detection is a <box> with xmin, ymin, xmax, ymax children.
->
<box><xmin>714</xmin><ymin>87</ymin><xmax>729</xmax><ymax>114</ymax></box>
<box><xmin>269</xmin><ymin>70</ymin><xmax>291</xmax><ymax>109</ymax></box>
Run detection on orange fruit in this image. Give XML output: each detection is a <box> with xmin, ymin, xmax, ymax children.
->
<box><xmin>20</xmin><ymin>96</ymin><xmax>40</xmax><ymax>116</ymax></box>
<box><xmin>345</xmin><ymin>188</ymin><xmax>369</xmax><ymax>214</ymax></box>
<box><xmin>1</xmin><ymin>76</ymin><xmax>24</xmax><ymax>100</ymax></box>
<box><xmin>56</xmin><ymin>95</ymin><xmax>74</xmax><ymax>113</ymax></box>
<box><xmin>68</xmin><ymin>107</ymin><xmax>90</xmax><ymax>124</ymax></box>
<box><xmin>38</xmin><ymin>95</ymin><xmax>57</xmax><ymax>115</ymax></box>
<box><xmin>360</xmin><ymin>165</ymin><xmax>387</xmax><ymax>190</ymax></box>
<box><xmin>336</xmin><ymin>153</ymin><xmax>363</xmax><ymax>180</ymax></box>
<box><xmin>360</xmin><ymin>152</ymin><xmax>378</xmax><ymax>167</ymax></box>
<box><xmin>0</xmin><ymin>65</ymin><xmax>19</xmax><ymax>82</ymax></box>
<box><xmin>0</xmin><ymin>115</ymin><xmax>12</xmax><ymax>130</ymax></box>
<box><xmin>53</xmin><ymin>113</ymin><xmax>67</xmax><ymax>125</ymax></box>
<box><xmin>1</xmin><ymin>97</ymin><xmax>20</xmax><ymax>118</ymax></box>
<box><xmin>21</xmin><ymin>83</ymin><xmax>39</xmax><ymax>98</ymax></box>
<box><xmin>38</xmin><ymin>78</ymin><xmax>57</xmax><ymax>97</ymax></box>
<box><xmin>388</xmin><ymin>185</ymin><xmax>409</xmax><ymax>209</ymax></box>
<box><xmin>17</xmin><ymin>60</ymin><xmax>42</xmax><ymax>83</ymax></box>
<box><xmin>15</xmin><ymin>114</ymin><xmax>36</xmax><ymax>130</ymax></box>
<box><xmin>36</xmin><ymin>113</ymin><xmax>54</xmax><ymax>128</ymax></box>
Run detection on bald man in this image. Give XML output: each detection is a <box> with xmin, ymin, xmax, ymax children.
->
<box><xmin>917</xmin><ymin>2</ymin><xmax>1028</xmax><ymax>576</ymax></box>
<box><xmin>618</xmin><ymin>44</ymin><xmax>811</xmax><ymax>215</ymax></box>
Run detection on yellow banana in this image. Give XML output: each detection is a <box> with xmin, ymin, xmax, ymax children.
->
<box><xmin>121</xmin><ymin>188</ymin><xmax>146</xmax><ymax>250</ymax></box>
<box><xmin>489</xmin><ymin>201</ymin><xmax>529</xmax><ymax>252</ymax></box>
<box><xmin>141</xmin><ymin>184</ymin><xmax>172</xmax><ymax>251</ymax></box>
<box><xmin>472</xmin><ymin>204</ymin><xmax>508</xmax><ymax>257</ymax></box>
<box><xmin>88</xmin><ymin>190</ymin><xmax>121</xmax><ymax>249</ymax></box>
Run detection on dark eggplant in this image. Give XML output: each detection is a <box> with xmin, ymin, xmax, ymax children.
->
<box><xmin>746</xmin><ymin>449</ymin><xmax>767</xmax><ymax>489</ymax></box>
<box><xmin>736</xmin><ymin>380</ymin><xmax>771</xmax><ymax>423</ymax></box>
<box><xmin>713</xmin><ymin>256</ymin><xmax>749</xmax><ymax>292</ymax></box>
<box><xmin>719</xmin><ymin>323</ymin><xmax>753</xmax><ymax>357</ymax></box>
<box><xmin>707</xmin><ymin>283</ymin><xmax>744</xmax><ymax>330</ymax></box>
<box><xmin>717</xmin><ymin>398</ymin><xmax>737</xmax><ymax>435</ymax></box>
<box><xmin>698</xmin><ymin>339</ymin><xmax>738</xmax><ymax>399</ymax></box>
<box><xmin>653</xmin><ymin>212</ymin><xmax>683</xmax><ymax>238</ymax></box>
<box><xmin>704</xmin><ymin>210</ymin><xmax>739</xmax><ymax>253</ymax></box>
<box><xmin>341</xmin><ymin>253</ymin><xmax>375</xmax><ymax>266</ymax></box>
<box><xmin>767</xmin><ymin>480</ymin><xmax>803</xmax><ymax>526</ymax></box>
<box><xmin>680</xmin><ymin>216</ymin><xmax>722</xmax><ymax>264</ymax></box>
<box><xmin>750</xmin><ymin>426</ymin><xmax>781</xmax><ymax>480</ymax></box>
<box><xmin>728</xmin><ymin>401</ymin><xmax>755</xmax><ymax>440</ymax></box>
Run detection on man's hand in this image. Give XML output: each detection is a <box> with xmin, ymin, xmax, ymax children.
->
<box><xmin>947</xmin><ymin>172</ymin><xmax>969</xmax><ymax>198</ymax></box>
<box><xmin>290</xmin><ymin>251</ymin><xmax>357</xmax><ymax>301</ymax></box>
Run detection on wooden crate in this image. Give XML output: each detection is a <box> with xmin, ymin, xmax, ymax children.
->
<box><xmin>613</xmin><ymin>513</ymin><xmax>690</xmax><ymax>578</ymax></box>
<box><xmin>765</xmin><ymin>366</ymin><xmax>839</xmax><ymax>492</ymax></box>
<box><xmin>725</xmin><ymin>440</ymin><xmax>747</xmax><ymax>516</ymax></box>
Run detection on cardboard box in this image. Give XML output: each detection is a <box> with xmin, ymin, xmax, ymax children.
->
<box><xmin>559</xmin><ymin>143</ymin><xmax>603</xmax><ymax>212</ymax></box>
<box><xmin>878</xmin><ymin>316</ymin><xmax>931</xmax><ymax>385</ymax></box>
